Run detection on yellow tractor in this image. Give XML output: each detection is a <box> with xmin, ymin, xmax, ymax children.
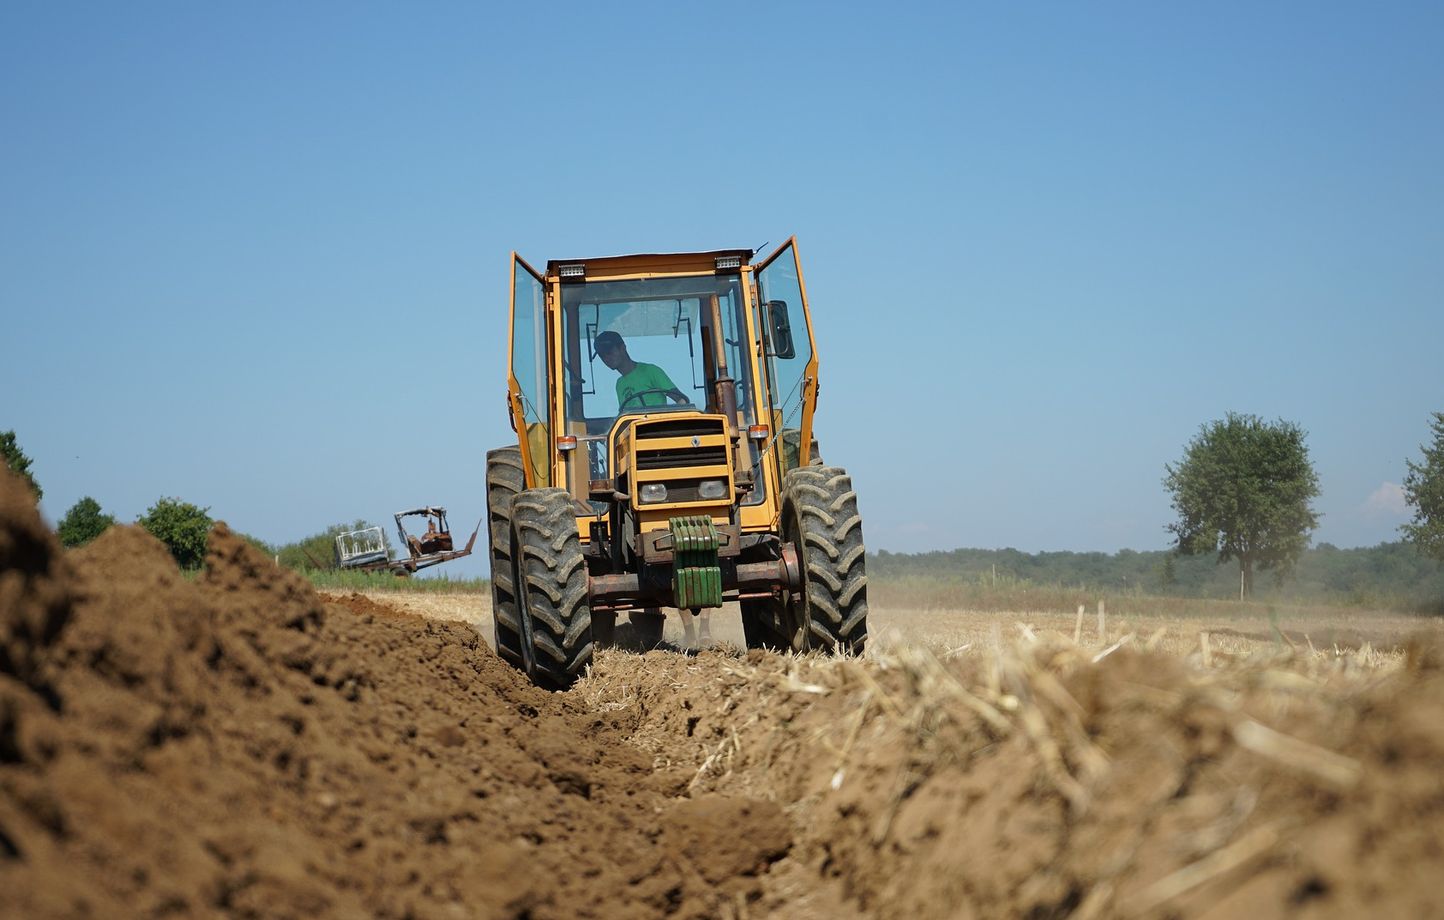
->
<box><xmin>487</xmin><ymin>239</ymin><xmax>867</xmax><ymax>689</ymax></box>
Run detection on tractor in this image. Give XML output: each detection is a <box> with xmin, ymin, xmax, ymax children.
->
<box><xmin>487</xmin><ymin>239</ymin><xmax>867</xmax><ymax>689</ymax></box>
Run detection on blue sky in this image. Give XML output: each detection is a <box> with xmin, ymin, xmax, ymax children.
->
<box><xmin>3</xmin><ymin>2</ymin><xmax>1441</xmax><ymax>575</ymax></box>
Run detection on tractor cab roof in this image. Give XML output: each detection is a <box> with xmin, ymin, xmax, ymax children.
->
<box><xmin>544</xmin><ymin>248</ymin><xmax>754</xmax><ymax>282</ymax></box>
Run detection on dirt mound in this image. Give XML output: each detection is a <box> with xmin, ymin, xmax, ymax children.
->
<box><xmin>580</xmin><ymin>636</ymin><xmax>1444</xmax><ymax>918</ymax></box>
<box><xmin>8</xmin><ymin>455</ymin><xmax>1443</xmax><ymax>920</ymax></box>
<box><xmin>0</xmin><ymin>470</ymin><xmax>72</xmax><ymax>696</ymax></box>
<box><xmin>0</xmin><ymin>471</ymin><xmax>783</xmax><ymax>919</ymax></box>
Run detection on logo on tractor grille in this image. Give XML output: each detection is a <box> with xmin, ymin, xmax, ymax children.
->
<box><xmin>690</xmin><ymin>436</ymin><xmax>701</xmax><ymax>447</ymax></box>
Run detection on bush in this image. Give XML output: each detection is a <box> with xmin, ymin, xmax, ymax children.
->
<box><xmin>57</xmin><ymin>496</ymin><xmax>116</xmax><ymax>548</ymax></box>
<box><xmin>138</xmin><ymin>497</ymin><xmax>214</xmax><ymax>570</ymax></box>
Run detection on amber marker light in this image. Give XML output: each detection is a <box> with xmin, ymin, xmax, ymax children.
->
<box><xmin>748</xmin><ymin>425</ymin><xmax>770</xmax><ymax>441</ymax></box>
<box><xmin>557</xmin><ymin>435</ymin><xmax>578</xmax><ymax>452</ymax></box>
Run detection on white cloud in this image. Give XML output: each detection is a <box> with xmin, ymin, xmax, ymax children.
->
<box><xmin>1362</xmin><ymin>481</ymin><xmax>1408</xmax><ymax>516</ymax></box>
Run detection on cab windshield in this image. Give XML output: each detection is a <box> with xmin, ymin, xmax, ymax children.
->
<box><xmin>561</xmin><ymin>274</ymin><xmax>755</xmax><ymax>476</ymax></box>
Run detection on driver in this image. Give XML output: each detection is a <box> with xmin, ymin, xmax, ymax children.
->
<box><xmin>595</xmin><ymin>330</ymin><xmax>689</xmax><ymax>410</ymax></box>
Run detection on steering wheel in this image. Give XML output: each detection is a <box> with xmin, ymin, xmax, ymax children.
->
<box><xmin>619</xmin><ymin>388</ymin><xmax>692</xmax><ymax>412</ymax></box>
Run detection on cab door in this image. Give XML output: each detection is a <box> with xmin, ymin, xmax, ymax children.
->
<box><xmin>754</xmin><ymin>237</ymin><xmax>819</xmax><ymax>472</ymax></box>
<box><xmin>509</xmin><ymin>253</ymin><xmax>551</xmax><ymax>487</ymax></box>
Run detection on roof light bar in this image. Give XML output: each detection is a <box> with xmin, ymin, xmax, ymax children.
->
<box><xmin>715</xmin><ymin>255</ymin><xmax>742</xmax><ymax>271</ymax></box>
<box><xmin>558</xmin><ymin>263</ymin><xmax>586</xmax><ymax>280</ymax></box>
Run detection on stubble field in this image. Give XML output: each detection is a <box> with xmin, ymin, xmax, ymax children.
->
<box><xmin>361</xmin><ymin>587</ymin><xmax>1439</xmax><ymax>663</ymax></box>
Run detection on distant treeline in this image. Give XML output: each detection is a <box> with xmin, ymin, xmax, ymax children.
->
<box><xmin>869</xmin><ymin>542</ymin><xmax>1444</xmax><ymax>611</ymax></box>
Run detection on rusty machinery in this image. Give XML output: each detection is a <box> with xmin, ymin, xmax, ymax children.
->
<box><xmin>335</xmin><ymin>507</ymin><xmax>479</xmax><ymax>575</ymax></box>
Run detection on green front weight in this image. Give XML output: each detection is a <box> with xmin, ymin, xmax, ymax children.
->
<box><xmin>670</xmin><ymin>515</ymin><xmax>722</xmax><ymax>609</ymax></box>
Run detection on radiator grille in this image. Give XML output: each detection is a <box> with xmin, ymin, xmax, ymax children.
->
<box><xmin>635</xmin><ymin>418</ymin><xmax>724</xmax><ymax>440</ymax></box>
<box><xmin>631</xmin><ymin>418</ymin><xmax>731</xmax><ymax>503</ymax></box>
<box><xmin>636</xmin><ymin>446</ymin><xmax>728</xmax><ymax>471</ymax></box>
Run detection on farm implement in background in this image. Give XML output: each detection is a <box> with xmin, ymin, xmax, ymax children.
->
<box><xmin>333</xmin><ymin>507</ymin><xmax>479</xmax><ymax>576</ymax></box>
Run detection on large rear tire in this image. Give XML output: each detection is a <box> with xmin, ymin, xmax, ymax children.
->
<box><xmin>510</xmin><ymin>488</ymin><xmax>594</xmax><ymax>690</ymax></box>
<box><xmin>781</xmin><ymin>429</ymin><xmax>824</xmax><ymax>469</ymax></box>
<box><xmin>485</xmin><ymin>447</ymin><xmax>526</xmax><ymax>668</ymax></box>
<box><xmin>781</xmin><ymin>465</ymin><xmax>868</xmax><ymax>654</ymax></box>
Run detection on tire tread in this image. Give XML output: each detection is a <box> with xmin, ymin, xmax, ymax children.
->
<box><xmin>783</xmin><ymin>464</ymin><xmax>868</xmax><ymax>654</ymax></box>
<box><xmin>511</xmin><ymin>487</ymin><xmax>593</xmax><ymax>690</ymax></box>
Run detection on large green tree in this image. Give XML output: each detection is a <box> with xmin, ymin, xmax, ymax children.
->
<box><xmin>57</xmin><ymin>496</ymin><xmax>116</xmax><ymax>548</ymax></box>
<box><xmin>138</xmin><ymin>497</ymin><xmax>214</xmax><ymax>570</ymax></box>
<box><xmin>1402</xmin><ymin>411</ymin><xmax>1444</xmax><ymax>562</ymax></box>
<box><xmin>1</xmin><ymin>430</ymin><xmax>41</xmax><ymax>501</ymax></box>
<box><xmin>1164</xmin><ymin>413</ymin><xmax>1320</xmax><ymax>599</ymax></box>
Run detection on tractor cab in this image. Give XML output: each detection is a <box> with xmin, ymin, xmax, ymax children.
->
<box><xmin>509</xmin><ymin>246</ymin><xmax>817</xmax><ymax>514</ymax></box>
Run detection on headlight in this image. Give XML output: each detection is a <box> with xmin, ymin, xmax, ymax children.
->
<box><xmin>697</xmin><ymin>479</ymin><xmax>727</xmax><ymax>500</ymax></box>
<box><xmin>639</xmin><ymin>483</ymin><xmax>668</xmax><ymax>504</ymax></box>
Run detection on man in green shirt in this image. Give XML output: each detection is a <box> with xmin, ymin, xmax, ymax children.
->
<box><xmin>595</xmin><ymin>331</ymin><xmax>690</xmax><ymax>411</ymax></box>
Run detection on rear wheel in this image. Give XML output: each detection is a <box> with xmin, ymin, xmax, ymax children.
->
<box><xmin>781</xmin><ymin>429</ymin><xmax>824</xmax><ymax>469</ymax></box>
<box><xmin>781</xmin><ymin>466</ymin><xmax>868</xmax><ymax>654</ymax></box>
<box><xmin>510</xmin><ymin>488</ymin><xmax>594</xmax><ymax>690</ymax></box>
<box><xmin>485</xmin><ymin>447</ymin><xmax>526</xmax><ymax>668</ymax></box>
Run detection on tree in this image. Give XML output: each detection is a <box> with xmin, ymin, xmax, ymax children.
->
<box><xmin>1402</xmin><ymin>411</ymin><xmax>1444</xmax><ymax>562</ymax></box>
<box><xmin>1163</xmin><ymin>413</ymin><xmax>1320</xmax><ymax>599</ymax></box>
<box><xmin>1</xmin><ymin>430</ymin><xmax>41</xmax><ymax>501</ymax></box>
<box><xmin>138</xmin><ymin>497</ymin><xmax>214</xmax><ymax>570</ymax></box>
<box><xmin>57</xmin><ymin>496</ymin><xmax>116</xmax><ymax>548</ymax></box>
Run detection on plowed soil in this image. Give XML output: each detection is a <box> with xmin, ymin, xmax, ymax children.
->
<box><xmin>5</xmin><ymin>467</ymin><xmax>1444</xmax><ymax>919</ymax></box>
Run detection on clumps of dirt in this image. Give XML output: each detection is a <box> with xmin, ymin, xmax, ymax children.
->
<box><xmin>14</xmin><ymin>448</ymin><xmax>1437</xmax><ymax>920</ymax></box>
<box><xmin>0</xmin><ymin>470</ymin><xmax>72</xmax><ymax>695</ymax></box>
<box><xmin>665</xmin><ymin>796</ymin><xmax>791</xmax><ymax>884</ymax></box>
<box><xmin>580</xmin><ymin>632</ymin><xmax>1444</xmax><ymax>919</ymax></box>
<box><xmin>0</xmin><ymin>470</ymin><xmax>785</xmax><ymax>919</ymax></box>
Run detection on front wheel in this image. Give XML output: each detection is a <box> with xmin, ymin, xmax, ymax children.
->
<box><xmin>781</xmin><ymin>466</ymin><xmax>868</xmax><ymax>654</ymax></box>
<box><xmin>485</xmin><ymin>446</ymin><xmax>526</xmax><ymax>668</ymax></box>
<box><xmin>510</xmin><ymin>488</ymin><xmax>594</xmax><ymax>690</ymax></box>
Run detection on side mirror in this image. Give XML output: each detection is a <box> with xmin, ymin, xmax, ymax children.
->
<box><xmin>764</xmin><ymin>300</ymin><xmax>796</xmax><ymax>359</ymax></box>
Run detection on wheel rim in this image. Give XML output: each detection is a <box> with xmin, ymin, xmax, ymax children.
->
<box><xmin>782</xmin><ymin>502</ymin><xmax>811</xmax><ymax>652</ymax></box>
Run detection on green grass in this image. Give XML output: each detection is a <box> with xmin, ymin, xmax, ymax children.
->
<box><xmin>300</xmin><ymin>569</ymin><xmax>488</xmax><ymax>594</ymax></box>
